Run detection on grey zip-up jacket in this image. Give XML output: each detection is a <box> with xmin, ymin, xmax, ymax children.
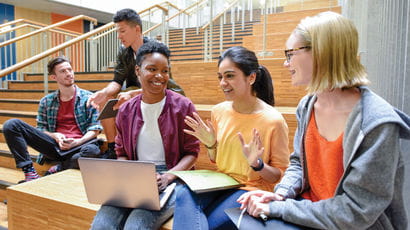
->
<box><xmin>269</xmin><ymin>86</ymin><xmax>410</xmax><ymax>229</ymax></box>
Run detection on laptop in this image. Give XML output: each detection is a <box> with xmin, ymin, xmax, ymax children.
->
<box><xmin>78</xmin><ymin>157</ymin><xmax>175</xmax><ymax>211</ymax></box>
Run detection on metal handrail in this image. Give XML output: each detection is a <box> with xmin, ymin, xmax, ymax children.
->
<box><xmin>166</xmin><ymin>0</ymin><xmax>206</xmax><ymax>23</ymax></box>
<box><xmin>0</xmin><ymin>22</ymin><xmax>81</xmax><ymax>37</ymax></box>
<box><xmin>139</xmin><ymin>4</ymin><xmax>169</xmax><ymax>16</ymax></box>
<box><xmin>0</xmin><ymin>22</ymin><xmax>112</xmax><ymax>78</ymax></box>
<box><xmin>0</xmin><ymin>15</ymin><xmax>97</xmax><ymax>48</ymax></box>
<box><xmin>0</xmin><ymin>19</ymin><xmax>25</xmax><ymax>28</ymax></box>
<box><xmin>0</xmin><ymin>3</ymin><xmax>175</xmax><ymax>79</ymax></box>
<box><xmin>143</xmin><ymin>0</ymin><xmax>206</xmax><ymax>35</ymax></box>
<box><xmin>201</xmin><ymin>0</ymin><xmax>239</xmax><ymax>31</ymax></box>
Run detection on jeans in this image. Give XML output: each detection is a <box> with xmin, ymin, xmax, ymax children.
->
<box><xmin>91</xmin><ymin>165</ymin><xmax>176</xmax><ymax>230</ymax></box>
<box><xmin>172</xmin><ymin>184</ymin><xmax>247</xmax><ymax>230</ymax></box>
<box><xmin>3</xmin><ymin>118</ymin><xmax>100</xmax><ymax>169</ymax></box>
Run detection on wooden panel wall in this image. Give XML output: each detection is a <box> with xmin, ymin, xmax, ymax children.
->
<box><xmin>51</xmin><ymin>13</ymin><xmax>83</xmax><ymax>33</ymax></box>
<box><xmin>14</xmin><ymin>7</ymin><xmax>51</xmax><ymax>74</ymax></box>
<box><xmin>171</xmin><ymin>59</ymin><xmax>306</xmax><ymax>107</ymax></box>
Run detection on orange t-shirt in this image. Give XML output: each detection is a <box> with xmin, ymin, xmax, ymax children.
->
<box><xmin>301</xmin><ymin>112</ymin><xmax>344</xmax><ymax>202</ymax></box>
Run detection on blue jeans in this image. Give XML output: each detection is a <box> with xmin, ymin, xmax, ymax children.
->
<box><xmin>3</xmin><ymin>118</ymin><xmax>100</xmax><ymax>169</ymax></box>
<box><xmin>91</xmin><ymin>165</ymin><xmax>176</xmax><ymax>230</ymax></box>
<box><xmin>172</xmin><ymin>185</ymin><xmax>247</xmax><ymax>230</ymax></box>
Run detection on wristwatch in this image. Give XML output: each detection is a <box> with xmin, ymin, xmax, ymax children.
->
<box><xmin>250</xmin><ymin>158</ymin><xmax>264</xmax><ymax>171</ymax></box>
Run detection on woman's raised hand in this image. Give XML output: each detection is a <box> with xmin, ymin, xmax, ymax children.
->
<box><xmin>184</xmin><ymin>112</ymin><xmax>216</xmax><ymax>147</ymax></box>
<box><xmin>238</xmin><ymin>128</ymin><xmax>264</xmax><ymax>167</ymax></box>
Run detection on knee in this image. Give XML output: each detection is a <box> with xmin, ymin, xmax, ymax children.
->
<box><xmin>3</xmin><ymin>119</ymin><xmax>23</xmax><ymax>134</ymax></box>
<box><xmin>80</xmin><ymin>144</ymin><xmax>101</xmax><ymax>157</ymax></box>
<box><xmin>175</xmin><ymin>185</ymin><xmax>191</xmax><ymax>202</ymax></box>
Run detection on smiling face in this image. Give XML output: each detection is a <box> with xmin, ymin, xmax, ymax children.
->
<box><xmin>50</xmin><ymin>61</ymin><xmax>75</xmax><ymax>88</ymax></box>
<box><xmin>217</xmin><ymin>58</ymin><xmax>255</xmax><ymax>102</ymax></box>
<box><xmin>116</xmin><ymin>21</ymin><xmax>141</xmax><ymax>50</ymax></box>
<box><xmin>284</xmin><ymin>33</ymin><xmax>313</xmax><ymax>87</ymax></box>
<box><xmin>135</xmin><ymin>52</ymin><xmax>170</xmax><ymax>103</ymax></box>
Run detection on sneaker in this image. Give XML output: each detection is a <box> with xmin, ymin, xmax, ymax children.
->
<box><xmin>100</xmin><ymin>148</ymin><xmax>117</xmax><ymax>159</ymax></box>
<box><xmin>45</xmin><ymin>164</ymin><xmax>62</xmax><ymax>176</ymax></box>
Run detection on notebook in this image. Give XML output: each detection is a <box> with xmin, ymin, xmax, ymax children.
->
<box><xmin>78</xmin><ymin>157</ymin><xmax>176</xmax><ymax>210</ymax></box>
<box><xmin>168</xmin><ymin>170</ymin><xmax>242</xmax><ymax>193</ymax></box>
<box><xmin>97</xmin><ymin>99</ymin><xmax>119</xmax><ymax>120</ymax></box>
<box><xmin>224</xmin><ymin>207</ymin><xmax>305</xmax><ymax>230</ymax></box>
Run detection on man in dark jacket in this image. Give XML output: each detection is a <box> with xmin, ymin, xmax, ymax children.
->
<box><xmin>87</xmin><ymin>9</ymin><xmax>184</xmax><ymax>158</ymax></box>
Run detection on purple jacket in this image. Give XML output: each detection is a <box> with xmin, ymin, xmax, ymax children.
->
<box><xmin>115</xmin><ymin>89</ymin><xmax>200</xmax><ymax>169</ymax></box>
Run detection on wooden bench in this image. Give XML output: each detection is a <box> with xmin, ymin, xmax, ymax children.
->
<box><xmin>7</xmin><ymin>170</ymin><xmax>100</xmax><ymax>230</ymax></box>
<box><xmin>5</xmin><ymin>105</ymin><xmax>296</xmax><ymax>230</ymax></box>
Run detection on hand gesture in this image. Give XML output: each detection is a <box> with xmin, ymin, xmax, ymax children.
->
<box><xmin>60</xmin><ymin>138</ymin><xmax>81</xmax><ymax>150</ymax></box>
<box><xmin>156</xmin><ymin>173</ymin><xmax>172</xmax><ymax>191</ymax></box>
<box><xmin>238</xmin><ymin>128</ymin><xmax>264</xmax><ymax>167</ymax></box>
<box><xmin>184</xmin><ymin>112</ymin><xmax>216</xmax><ymax>147</ymax></box>
<box><xmin>237</xmin><ymin>190</ymin><xmax>284</xmax><ymax>218</ymax></box>
<box><xmin>50</xmin><ymin>132</ymin><xmax>66</xmax><ymax>146</ymax></box>
<box><xmin>87</xmin><ymin>90</ymin><xmax>109</xmax><ymax>110</ymax></box>
<box><xmin>113</xmin><ymin>91</ymin><xmax>132</xmax><ymax>110</ymax></box>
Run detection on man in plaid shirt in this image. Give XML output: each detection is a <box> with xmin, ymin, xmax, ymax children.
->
<box><xmin>3</xmin><ymin>56</ymin><xmax>102</xmax><ymax>182</ymax></box>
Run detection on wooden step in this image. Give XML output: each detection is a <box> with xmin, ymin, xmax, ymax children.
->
<box><xmin>261</xmin><ymin>6</ymin><xmax>341</xmax><ymax>23</ymax></box>
<box><xmin>169</xmin><ymin>27</ymin><xmax>254</xmax><ymax>38</ymax></box>
<box><xmin>0</xmin><ymin>110</ymin><xmax>37</xmax><ymax>126</ymax></box>
<box><xmin>0</xmin><ymin>99</ymin><xmax>39</xmax><ymax>112</ymax></box>
<box><xmin>168</xmin><ymin>22</ymin><xmax>257</xmax><ymax>35</ymax></box>
<box><xmin>251</xmin><ymin>20</ymin><xmax>300</xmax><ymax>35</ymax></box>
<box><xmin>168</xmin><ymin>36</ymin><xmax>245</xmax><ymax>47</ymax></box>
<box><xmin>24</xmin><ymin>71</ymin><xmax>114</xmax><ymax>81</ymax></box>
<box><xmin>0</xmin><ymin>89</ymin><xmax>46</xmax><ymax>100</ymax></box>
<box><xmin>8</xmin><ymin>80</ymin><xmax>111</xmax><ymax>91</ymax></box>
<box><xmin>168</xmin><ymin>31</ymin><xmax>253</xmax><ymax>41</ymax></box>
<box><xmin>170</xmin><ymin>41</ymin><xmax>242</xmax><ymax>49</ymax></box>
<box><xmin>283</xmin><ymin>0</ymin><xmax>339</xmax><ymax>11</ymax></box>
<box><xmin>0</xmin><ymin>167</ymin><xmax>24</xmax><ymax>201</ymax></box>
<box><xmin>242</xmin><ymin>32</ymin><xmax>290</xmax><ymax>51</ymax></box>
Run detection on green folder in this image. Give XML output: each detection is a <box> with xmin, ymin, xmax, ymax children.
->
<box><xmin>169</xmin><ymin>170</ymin><xmax>242</xmax><ymax>193</ymax></box>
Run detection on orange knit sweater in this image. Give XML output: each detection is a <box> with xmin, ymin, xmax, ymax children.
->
<box><xmin>301</xmin><ymin>112</ymin><xmax>344</xmax><ymax>202</ymax></box>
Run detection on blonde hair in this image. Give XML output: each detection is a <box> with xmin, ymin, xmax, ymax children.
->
<box><xmin>293</xmin><ymin>11</ymin><xmax>369</xmax><ymax>93</ymax></box>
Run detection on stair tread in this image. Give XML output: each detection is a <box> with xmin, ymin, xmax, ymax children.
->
<box><xmin>0</xmin><ymin>167</ymin><xmax>24</xmax><ymax>186</ymax></box>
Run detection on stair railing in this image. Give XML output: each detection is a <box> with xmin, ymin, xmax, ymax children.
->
<box><xmin>0</xmin><ymin>17</ymin><xmax>92</xmax><ymax>88</ymax></box>
<box><xmin>201</xmin><ymin>0</ymin><xmax>240</xmax><ymax>61</ymax></box>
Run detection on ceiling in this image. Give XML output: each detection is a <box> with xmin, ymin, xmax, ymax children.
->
<box><xmin>0</xmin><ymin>0</ymin><xmax>113</xmax><ymax>23</ymax></box>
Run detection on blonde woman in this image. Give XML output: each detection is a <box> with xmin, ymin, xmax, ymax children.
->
<box><xmin>238</xmin><ymin>12</ymin><xmax>410</xmax><ymax>229</ymax></box>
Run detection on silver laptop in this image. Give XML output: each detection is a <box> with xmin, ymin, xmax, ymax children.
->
<box><xmin>78</xmin><ymin>157</ymin><xmax>175</xmax><ymax>211</ymax></box>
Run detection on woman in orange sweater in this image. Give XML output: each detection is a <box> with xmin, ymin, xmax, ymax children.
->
<box><xmin>172</xmin><ymin>46</ymin><xmax>290</xmax><ymax>230</ymax></box>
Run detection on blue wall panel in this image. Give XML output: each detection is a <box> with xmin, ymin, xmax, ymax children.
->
<box><xmin>0</xmin><ymin>3</ymin><xmax>16</xmax><ymax>85</ymax></box>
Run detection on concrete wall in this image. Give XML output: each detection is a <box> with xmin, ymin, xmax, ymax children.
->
<box><xmin>341</xmin><ymin>0</ymin><xmax>410</xmax><ymax>228</ymax></box>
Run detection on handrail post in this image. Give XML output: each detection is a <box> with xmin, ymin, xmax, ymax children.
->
<box><xmin>262</xmin><ymin>0</ymin><xmax>267</xmax><ymax>58</ymax></box>
<box><xmin>249</xmin><ymin>0</ymin><xmax>253</xmax><ymax>21</ymax></box>
<box><xmin>209</xmin><ymin>0</ymin><xmax>213</xmax><ymax>61</ymax></box>
<box><xmin>242</xmin><ymin>0</ymin><xmax>245</xmax><ymax>30</ymax></box>
<box><xmin>148</xmin><ymin>9</ymin><xmax>152</xmax><ymax>38</ymax></box>
<box><xmin>161</xmin><ymin>10</ymin><xmax>166</xmax><ymax>43</ymax></box>
<box><xmin>219</xmin><ymin>17</ymin><xmax>223</xmax><ymax>55</ymax></box>
<box><xmin>231</xmin><ymin>6</ymin><xmax>235</xmax><ymax>42</ymax></box>
<box><xmin>183</xmin><ymin>14</ymin><xmax>186</xmax><ymax>46</ymax></box>
<box><xmin>42</xmin><ymin>32</ymin><xmax>48</xmax><ymax>95</ymax></box>
<box><xmin>89</xmin><ymin>22</ymin><xmax>97</xmax><ymax>72</ymax></box>
<box><xmin>204</xmin><ymin>28</ymin><xmax>208</xmax><ymax>61</ymax></box>
<box><xmin>196</xmin><ymin>2</ymin><xmax>200</xmax><ymax>35</ymax></box>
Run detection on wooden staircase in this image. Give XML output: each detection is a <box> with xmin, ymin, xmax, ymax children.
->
<box><xmin>168</xmin><ymin>21</ymin><xmax>258</xmax><ymax>62</ymax></box>
<box><xmin>0</xmin><ymin>3</ymin><xmax>340</xmax><ymax>229</ymax></box>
